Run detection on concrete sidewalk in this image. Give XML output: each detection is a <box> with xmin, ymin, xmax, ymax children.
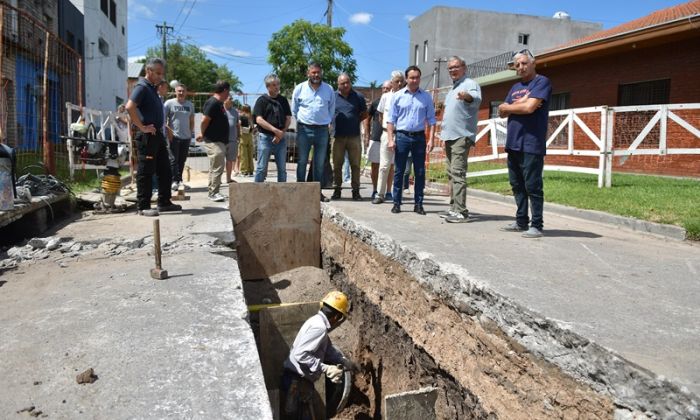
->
<box><xmin>0</xmin><ymin>174</ymin><xmax>272</xmax><ymax>419</ymax></box>
<box><xmin>322</xmin><ymin>178</ymin><xmax>700</xmax><ymax>401</ymax></box>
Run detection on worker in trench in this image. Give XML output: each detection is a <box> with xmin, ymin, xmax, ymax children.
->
<box><xmin>281</xmin><ymin>291</ymin><xmax>359</xmax><ymax>419</ymax></box>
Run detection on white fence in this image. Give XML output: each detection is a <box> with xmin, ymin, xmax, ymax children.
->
<box><xmin>466</xmin><ymin>103</ymin><xmax>700</xmax><ymax>187</ymax></box>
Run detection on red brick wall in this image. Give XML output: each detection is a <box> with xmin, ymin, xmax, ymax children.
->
<box><xmin>476</xmin><ymin>36</ymin><xmax>700</xmax><ymax>178</ymax></box>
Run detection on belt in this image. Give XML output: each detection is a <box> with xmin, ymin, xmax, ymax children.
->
<box><xmin>397</xmin><ymin>130</ymin><xmax>424</xmax><ymax>137</ymax></box>
<box><xmin>298</xmin><ymin>122</ymin><xmax>327</xmax><ymax>128</ymax></box>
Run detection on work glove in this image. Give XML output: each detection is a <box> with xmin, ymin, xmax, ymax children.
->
<box><xmin>321</xmin><ymin>364</ymin><xmax>343</xmax><ymax>384</ymax></box>
<box><xmin>340</xmin><ymin>357</ymin><xmax>360</xmax><ymax>373</ymax></box>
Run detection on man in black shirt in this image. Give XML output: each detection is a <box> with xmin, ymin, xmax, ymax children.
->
<box><xmin>252</xmin><ymin>74</ymin><xmax>292</xmax><ymax>182</ymax></box>
<box><xmin>196</xmin><ymin>80</ymin><xmax>230</xmax><ymax>202</ymax></box>
<box><xmin>125</xmin><ymin>57</ymin><xmax>181</xmax><ymax>216</ymax></box>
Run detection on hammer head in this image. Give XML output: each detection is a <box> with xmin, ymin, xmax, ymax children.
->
<box><xmin>150</xmin><ymin>268</ymin><xmax>169</xmax><ymax>280</ymax></box>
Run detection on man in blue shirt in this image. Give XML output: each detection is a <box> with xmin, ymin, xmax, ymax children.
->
<box><xmin>498</xmin><ymin>49</ymin><xmax>552</xmax><ymax>238</ymax></box>
<box><xmin>332</xmin><ymin>73</ymin><xmax>367</xmax><ymax>201</ymax></box>
<box><xmin>292</xmin><ymin>62</ymin><xmax>336</xmax><ymax>202</ymax></box>
<box><xmin>387</xmin><ymin>65</ymin><xmax>436</xmax><ymax>215</ymax></box>
<box><xmin>125</xmin><ymin>57</ymin><xmax>181</xmax><ymax>216</ymax></box>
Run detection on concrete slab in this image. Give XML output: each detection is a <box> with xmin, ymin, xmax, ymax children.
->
<box><xmin>384</xmin><ymin>387</ymin><xmax>438</xmax><ymax>420</ymax></box>
<box><xmin>229</xmin><ymin>182</ymin><xmax>321</xmax><ymax>280</ymax></box>
<box><xmin>0</xmin><ymin>173</ymin><xmax>272</xmax><ymax>419</ymax></box>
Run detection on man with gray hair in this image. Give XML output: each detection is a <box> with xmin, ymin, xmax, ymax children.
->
<box><xmin>331</xmin><ymin>73</ymin><xmax>367</xmax><ymax>200</ymax></box>
<box><xmin>126</xmin><ymin>57</ymin><xmax>181</xmax><ymax>216</ymax></box>
<box><xmin>365</xmin><ymin>80</ymin><xmax>392</xmax><ymax>200</ymax></box>
<box><xmin>253</xmin><ymin>74</ymin><xmax>292</xmax><ymax>182</ymax></box>
<box><xmin>498</xmin><ymin>49</ymin><xmax>551</xmax><ymax>238</ymax></box>
<box><xmin>439</xmin><ymin>56</ymin><xmax>481</xmax><ymax>223</ymax></box>
<box><xmin>292</xmin><ymin>62</ymin><xmax>336</xmax><ymax>201</ymax></box>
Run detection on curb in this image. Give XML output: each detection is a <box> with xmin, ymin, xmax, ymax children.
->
<box><xmin>466</xmin><ymin>188</ymin><xmax>688</xmax><ymax>241</ymax></box>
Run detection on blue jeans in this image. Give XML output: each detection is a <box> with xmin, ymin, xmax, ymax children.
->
<box><xmin>254</xmin><ymin>133</ymin><xmax>287</xmax><ymax>182</ymax></box>
<box><xmin>507</xmin><ymin>151</ymin><xmax>544</xmax><ymax>230</ymax></box>
<box><xmin>393</xmin><ymin>132</ymin><xmax>426</xmax><ymax>205</ymax></box>
<box><xmin>296</xmin><ymin>124</ymin><xmax>329</xmax><ymax>184</ymax></box>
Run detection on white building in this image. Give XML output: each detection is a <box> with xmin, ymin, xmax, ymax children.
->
<box><xmin>69</xmin><ymin>0</ymin><xmax>127</xmax><ymax>111</ymax></box>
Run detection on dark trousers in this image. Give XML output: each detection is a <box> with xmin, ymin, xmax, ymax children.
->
<box><xmin>136</xmin><ymin>131</ymin><xmax>172</xmax><ymax>210</ymax></box>
<box><xmin>169</xmin><ymin>137</ymin><xmax>190</xmax><ymax>183</ymax></box>
<box><xmin>393</xmin><ymin>132</ymin><xmax>426</xmax><ymax>205</ymax></box>
<box><xmin>507</xmin><ymin>151</ymin><xmax>544</xmax><ymax>229</ymax></box>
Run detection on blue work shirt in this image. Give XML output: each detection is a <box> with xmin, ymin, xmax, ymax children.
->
<box><xmin>129</xmin><ymin>78</ymin><xmax>164</xmax><ymax>129</ymax></box>
<box><xmin>334</xmin><ymin>89</ymin><xmax>367</xmax><ymax>137</ymax></box>
<box><xmin>440</xmin><ymin>75</ymin><xmax>481</xmax><ymax>141</ymax></box>
<box><xmin>504</xmin><ymin>74</ymin><xmax>552</xmax><ymax>155</ymax></box>
<box><xmin>292</xmin><ymin>81</ymin><xmax>336</xmax><ymax>126</ymax></box>
<box><xmin>387</xmin><ymin>87</ymin><xmax>436</xmax><ymax>132</ymax></box>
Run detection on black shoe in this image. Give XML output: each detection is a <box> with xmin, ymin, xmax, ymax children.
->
<box><xmin>332</xmin><ymin>189</ymin><xmax>341</xmax><ymax>200</ymax></box>
<box><xmin>157</xmin><ymin>202</ymin><xmax>182</xmax><ymax>212</ymax></box>
<box><xmin>413</xmin><ymin>204</ymin><xmax>426</xmax><ymax>215</ymax></box>
<box><xmin>320</xmin><ymin>193</ymin><xmax>330</xmax><ymax>203</ymax></box>
<box><xmin>352</xmin><ymin>190</ymin><xmax>362</xmax><ymax>201</ymax></box>
<box><xmin>391</xmin><ymin>204</ymin><xmax>401</xmax><ymax>214</ymax></box>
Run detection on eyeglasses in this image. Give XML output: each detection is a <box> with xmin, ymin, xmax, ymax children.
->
<box><xmin>511</xmin><ymin>49</ymin><xmax>534</xmax><ymax>59</ymax></box>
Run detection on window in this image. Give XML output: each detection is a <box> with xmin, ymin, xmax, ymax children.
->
<box><xmin>77</xmin><ymin>39</ymin><xmax>83</xmax><ymax>56</ymax></box>
<box><xmin>414</xmin><ymin>45</ymin><xmax>419</xmax><ymax>65</ymax></box>
<box><xmin>98</xmin><ymin>37</ymin><xmax>109</xmax><ymax>56</ymax></box>
<box><xmin>110</xmin><ymin>1</ymin><xmax>117</xmax><ymax>26</ymax></box>
<box><xmin>101</xmin><ymin>0</ymin><xmax>109</xmax><ymax>16</ymax></box>
<box><xmin>618</xmin><ymin>79</ymin><xmax>670</xmax><ymax>106</ymax></box>
<box><xmin>122</xmin><ymin>26</ymin><xmax>125</xmax><ymax>35</ymax></box>
<box><xmin>518</xmin><ymin>33</ymin><xmax>530</xmax><ymax>45</ymax></box>
<box><xmin>117</xmin><ymin>55</ymin><xmax>126</xmax><ymax>70</ymax></box>
<box><xmin>66</xmin><ymin>31</ymin><xmax>75</xmax><ymax>49</ymax></box>
<box><xmin>550</xmin><ymin>92</ymin><xmax>570</xmax><ymax>111</ymax></box>
<box><xmin>423</xmin><ymin>41</ymin><xmax>428</xmax><ymax>63</ymax></box>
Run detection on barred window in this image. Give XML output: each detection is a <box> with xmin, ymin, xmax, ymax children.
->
<box><xmin>618</xmin><ymin>79</ymin><xmax>670</xmax><ymax>106</ymax></box>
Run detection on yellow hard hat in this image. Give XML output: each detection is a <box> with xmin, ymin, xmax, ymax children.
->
<box><xmin>320</xmin><ymin>291</ymin><xmax>349</xmax><ymax>318</ymax></box>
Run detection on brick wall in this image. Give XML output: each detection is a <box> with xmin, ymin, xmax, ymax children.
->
<box><xmin>476</xmin><ymin>36</ymin><xmax>700</xmax><ymax>178</ymax></box>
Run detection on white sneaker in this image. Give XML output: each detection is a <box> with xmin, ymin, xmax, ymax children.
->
<box><xmin>403</xmin><ymin>188</ymin><xmax>410</xmax><ymax>195</ymax></box>
<box><xmin>178</xmin><ymin>182</ymin><xmax>190</xmax><ymax>190</ymax></box>
<box><xmin>208</xmin><ymin>193</ymin><xmax>226</xmax><ymax>202</ymax></box>
<box><xmin>171</xmin><ymin>182</ymin><xmax>179</xmax><ymax>191</ymax></box>
<box><xmin>438</xmin><ymin>210</ymin><xmax>458</xmax><ymax>219</ymax></box>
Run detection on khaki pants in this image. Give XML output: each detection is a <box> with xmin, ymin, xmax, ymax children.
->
<box><xmin>332</xmin><ymin>135</ymin><xmax>362</xmax><ymax>190</ymax></box>
<box><xmin>445</xmin><ymin>136</ymin><xmax>473</xmax><ymax>215</ymax></box>
<box><xmin>204</xmin><ymin>141</ymin><xmax>226</xmax><ymax>196</ymax></box>
<box><xmin>377</xmin><ymin>131</ymin><xmax>394</xmax><ymax>196</ymax></box>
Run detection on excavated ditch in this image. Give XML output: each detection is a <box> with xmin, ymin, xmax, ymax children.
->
<box><xmin>240</xmin><ymin>206</ymin><xmax>698</xmax><ymax>419</ymax></box>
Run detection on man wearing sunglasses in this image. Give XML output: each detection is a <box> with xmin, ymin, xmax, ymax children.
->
<box><xmin>498</xmin><ymin>49</ymin><xmax>551</xmax><ymax>238</ymax></box>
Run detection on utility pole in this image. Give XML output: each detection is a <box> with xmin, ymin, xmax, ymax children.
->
<box><xmin>155</xmin><ymin>21</ymin><xmax>174</xmax><ymax>77</ymax></box>
<box><xmin>433</xmin><ymin>57</ymin><xmax>448</xmax><ymax>90</ymax></box>
<box><xmin>326</xmin><ymin>0</ymin><xmax>333</xmax><ymax>26</ymax></box>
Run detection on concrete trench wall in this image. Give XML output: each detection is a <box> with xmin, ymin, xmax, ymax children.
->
<box><xmin>319</xmin><ymin>206</ymin><xmax>699</xmax><ymax>419</ymax></box>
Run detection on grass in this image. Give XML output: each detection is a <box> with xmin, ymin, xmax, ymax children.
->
<box><xmin>462</xmin><ymin>169</ymin><xmax>700</xmax><ymax>240</ymax></box>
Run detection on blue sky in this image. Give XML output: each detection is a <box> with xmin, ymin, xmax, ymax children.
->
<box><xmin>126</xmin><ymin>0</ymin><xmax>686</xmax><ymax>93</ymax></box>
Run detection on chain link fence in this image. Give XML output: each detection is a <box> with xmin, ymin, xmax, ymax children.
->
<box><xmin>0</xmin><ymin>2</ymin><xmax>82</xmax><ymax>179</ymax></box>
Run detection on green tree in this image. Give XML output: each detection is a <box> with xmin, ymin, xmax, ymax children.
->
<box><xmin>267</xmin><ymin>20</ymin><xmax>357</xmax><ymax>95</ymax></box>
<box><xmin>143</xmin><ymin>42</ymin><xmax>242</xmax><ymax>94</ymax></box>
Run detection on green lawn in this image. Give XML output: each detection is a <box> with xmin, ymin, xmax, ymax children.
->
<box><xmin>460</xmin><ymin>168</ymin><xmax>700</xmax><ymax>240</ymax></box>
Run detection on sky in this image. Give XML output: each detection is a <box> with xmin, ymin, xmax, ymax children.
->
<box><xmin>126</xmin><ymin>0</ymin><xmax>687</xmax><ymax>95</ymax></box>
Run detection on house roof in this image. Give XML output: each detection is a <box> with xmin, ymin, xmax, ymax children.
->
<box><xmin>128</xmin><ymin>62</ymin><xmax>145</xmax><ymax>79</ymax></box>
<box><xmin>546</xmin><ymin>0</ymin><xmax>700</xmax><ymax>53</ymax></box>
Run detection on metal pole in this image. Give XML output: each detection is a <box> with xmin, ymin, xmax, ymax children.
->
<box><xmin>43</xmin><ymin>30</ymin><xmax>54</xmax><ymax>174</ymax></box>
<box><xmin>326</xmin><ymin>0</ymin><xmax>333</xmax><ymax>26</ymax></box>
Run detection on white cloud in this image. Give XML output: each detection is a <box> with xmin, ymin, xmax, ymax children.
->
<box><xmin>201</xmin><ymin>45</ymin><xmax>251</xmax><ymax>57</ymax></box>
<box><xmin>128</xmin><ymin>55</ymin><xmax>145</xmax><ymax>63</ymax></box>
<box><xmin>404</xmin><ymin>14</ymin><xmax>416</xmax><ymax>22</ymax></box>
<box><xmin>349</xmin><ymin>12</ymin><xmax>373</xmax><ymax>25</ymax></box>
<box><xmin>127</xmin><ymin>0</ymin><xmax>155</xmax><ymax>18</ymax></box>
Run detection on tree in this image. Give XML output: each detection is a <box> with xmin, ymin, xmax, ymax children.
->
<box><xmin>143</xmin><ymin>42</ymin><xmax>242</xmax><ymax>94</ymax></box>
<box><xmin>267</xmin><ymin>20</ymin><xmax>357</xmax><ymax>95</ymax></box>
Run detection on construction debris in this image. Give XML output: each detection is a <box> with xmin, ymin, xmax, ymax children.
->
<box><xmin>76</xmin><ymin>368</ymin><xmax>98</xmax><ymax>384</ymax></box>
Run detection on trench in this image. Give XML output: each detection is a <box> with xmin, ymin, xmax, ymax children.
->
<box><xmin>236</xmin><ymin>208</ymin><xmax>622</xmax><ymax>419</ymax></box>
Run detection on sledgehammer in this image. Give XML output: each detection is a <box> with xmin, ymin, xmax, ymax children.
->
<box><xmin>150</xmin><ymin>219</ymin><xmax>169</xmax><ymax>280</ymax></box>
